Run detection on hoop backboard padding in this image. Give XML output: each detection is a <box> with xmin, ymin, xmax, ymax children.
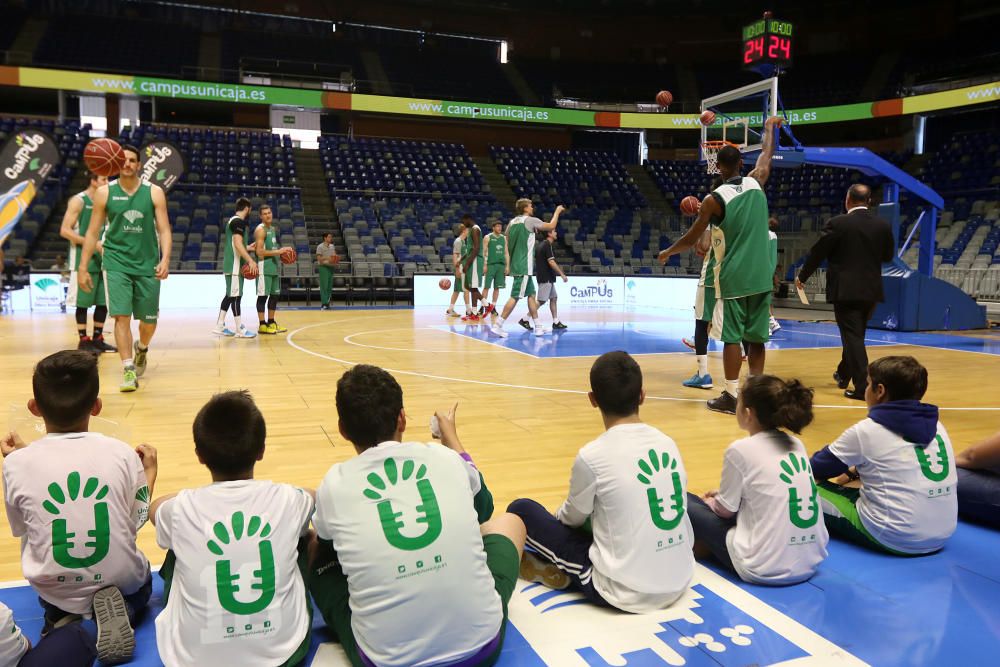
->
<box><xmin>700</xmin><ymin>77</ymin><xmax>779</xmax><ymax>155</ymax></box>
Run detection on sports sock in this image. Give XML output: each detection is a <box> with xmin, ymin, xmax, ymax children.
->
<box><xmin>531</xmin><ymin>317</ymin><xmax>540</xmax><ymax>329</ymax></box>
<box><xmin>136</xmin><ymin>342</ymin><xmax>148</xmax><ymax>352</ymax></box>
<box><xmin>696</xmin><ymin>354</ymin><xmax>708</xmax><ymax>376</ymax></box>
<box><xmin>234</xmin><ymin>316</ymin><xmax>242</xmax><ymax>330</ymax></box>
<box><xmin>123</xmin><ymin>358</ymin><xmax>134</xmax><ymax>369</ymax></box>
<box><xmin>725</xmin><ymin>379</ymin><xmax>739</xmax><ymax>397</ymax></box>
<box><xmin>496</xmin><ymin>317</ymin><xmax>505</xmax><ymax>326</ymax></box>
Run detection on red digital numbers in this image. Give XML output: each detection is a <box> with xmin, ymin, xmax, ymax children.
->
<box><xmin>743</xmin><ymin>37</ymin><xmax>765</xmax><ymax>64</ymax></box>
<box><xmin>767</xmin><ymin>35</ymin><xmax>791</xmax><ymax>61</ymax></box>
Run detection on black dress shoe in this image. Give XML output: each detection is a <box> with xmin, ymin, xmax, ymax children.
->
<box><xmin>844</xmin><ymin>389</ymin><xmax>865</xmax><ymax>401</ymax></box>
<box><xmin>833</xmin><ymin>372</ymin><xmax>849</xmax><ymax>389</ymax></box>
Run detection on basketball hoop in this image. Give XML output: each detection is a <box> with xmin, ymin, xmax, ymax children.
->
<box><xmin>701</xmin><ymin>140</ymin><xmax>741</xmax><ymax>175</ymax></box>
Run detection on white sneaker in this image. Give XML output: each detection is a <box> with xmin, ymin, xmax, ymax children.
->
<box><xmin>534</xmin><ymin>326</ymin><xmax>550</xmax><ymax>337</ymax></box>
<box><xmin>489</xmin><ymin>323</ymin><xmax>508</xmax><ymax>338</ymax></box>
<box><xmin>212</xmin><ymin>326</ymin><xmax>235</xmax><ymax>337</ymax></box>
<box><xmin>235</xmin><ymin>326</ymin><xmax>257</xmax><ymax>339</ymax></box>
<box><xmin>769</xmin><ymin>317</ymin><xmax>781</xmax><ymax>334</ymax></box>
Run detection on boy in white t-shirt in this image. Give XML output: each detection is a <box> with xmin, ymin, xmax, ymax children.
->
<box><xmin>0</xmin><ymin>604</ymin><xmax>28</xmax><ymax>667</ymax></box>
<box><xmin>688</xmin><ymin>375</ymin><xmax>829</xmax><ymax>585</ymax></box>
<box><xmin>508</xmin><ymin>351</ymin><xmax>695</xmax><ymax>613</ymax></box>
<box><xmin>309</xmin><ymin>364</ymin><xmax>526</xmax><ymax>667</ymax></box>
<box><xmin>150</xmin><ymin>391</ymin><xmax>315</xmax><ymax>667</ymax></box>
<box><xmin>0</xmin><ymin>600</ymin><xmax>97</xmax><ymax>667</ymax></box>
<box><xmin>810</xmin><ymin>356</ymin><xmax>958</xmax><ymax>555</ymax></box>
<box><xmin>1</xmin><ymin>350</ymin><xmax>156</xmax><ymax>665</ymax></box>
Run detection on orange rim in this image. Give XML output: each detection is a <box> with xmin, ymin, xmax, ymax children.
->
<box><xmin>700</xmin><ymin>140</ymin><xmax>741</xmax><ymax>150</ymax></box>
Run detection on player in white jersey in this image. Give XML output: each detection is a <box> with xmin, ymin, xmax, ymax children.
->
<box><xmin>1</xmin><ymin>351</ymin><xmax>156</xmax><ymax>665</ymax></box>
<box><xmin>509</xmin><ymin>352</ymin><xmax>694</xmax><ymax>612</ymax></box>
<box><xmin>767</xmin><ymin>217</ymin><xmax>781</xmax><ymax>334</ymax></box>
<box><xmin>309</xmin><ymin>364</ymin><xmax>526</xmax><ymax>667</ymax></box>
<box><xmin>810</xmin><ymin>356</ymin><xmax>957</xmax><ymax>555</ymax></box>
<box><xmin>150</xmin><ymin>391</ymin><xmax>314</xmax><ymax>667</ymax></box>
<box><xmin>688</xmin><ymin>375</ymin><xmax>828</xmax><ymax>584</ymax></box>
<box><xmin>446</xmin><ymin>224</ymin><xmax>467</xmax><ymax>318</ymax></box>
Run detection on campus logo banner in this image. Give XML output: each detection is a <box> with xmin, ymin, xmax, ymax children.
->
<box><xmin>139</xmin><ymin>140</ymin><xmax>185</xmax><ymax>192</ymax></box>
<box><xmin>0</xmin><ymin>130</ymin><xmax>60</xmax><ymax>191</ymax></box>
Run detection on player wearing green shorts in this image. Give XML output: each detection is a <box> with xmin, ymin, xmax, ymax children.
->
<box><xmin>212</xmin><ymin>197</ymin><xmax>258</xmax><ymax>339</ymax></box>
<box><xmin>60</xmin><ymin>171</ymin><xmax>115</xmax><ymax>353</ymax></box>
<box><xmin>658</xmin><ymin>116</ymin><xmax>782</xmax><ymax>414</ymax></box>
<box><xmin>481</xmin><ymin>220</ymin><xmax>508</xmax><ymax>316</ymax></box>
<box><xmin>461</xmin><ymin>215</ymin><xmax>485</xmax><ymax>319</ymax></box>
<box><xmin>253</xmin><ymin>204</ymin><xmax>292</xmax><ymax>334</ymax></box>
<box><xmin>445</xmin><ymin>225</ymin><xmax>467</xmax><ymax>318</ymax></box>
<box><xmin>77</xmin><ymin>144</ymin><xmax>172</xmax><ymax>392</ymax></box>
<box><xmin>488</xmin><ymin>199</ymin><xmax>565</xmax><ymax>339</ymax></box>
<box><xmin>308</xmin><ymin>365</ymin><xmax>526</xmax><ymax>667</ymax></box>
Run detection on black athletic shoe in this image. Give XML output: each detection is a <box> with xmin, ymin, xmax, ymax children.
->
<box><xmin>552</xmin><ymin>322</ymin><xmax>568</xmax><ymax>330</ymax></box>
<box><xmin>91</xmin><ymin>336</ymin><xmax>117</xmax><ymax>353</ymax></box>
<box><xmin>518</xmin><ymin>318</ymin><xmax>532</xmax><ymax>331</ymax></box>
<box><xmin>844</xmin><ymin>389</ymin><xmax>866</xmax><ymax>401</ymax></box>
<box><xmin>833</xmin><ymin>372</ymin><xmax>849</xmax><ymax>389</ymax></box>
<box><xmin>707</xmin><ymin>391</ymin><xmax>738</xmax><ymax>415</ymax></box>
<box><xmin>77</xmin><ymin>337</ymin><xmax>94</xmax><ymax>352</ymax></box>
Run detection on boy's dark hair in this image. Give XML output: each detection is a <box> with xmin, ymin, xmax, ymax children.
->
<box><xmin>32</xmin><ymin>351</ymin><xmax>99</xmax><ymax>429</ymax></box>
<box><xmin>259</xmin><ymin>203</ymin><xmax>272</xmax><ymax>214</ymax></box>
<box><xmin>121</xmin><ymin>144</ymin><xmax>140</xmax><ymax>160</ymax></box>
<box><xmin>717</xmin><ymin>145</ymin><xmax>742</xmax><ymax>170</ymax></box>
<box><xmin>88</xmin><ymin>170</ymin><xmax>103</xmax><ymax>183</ymax></box>
<box><xmin>590</xmin><ymin>351</ymin><xmax>642</xmax><ymax>417</ymax></box>
<box><xmin>235</xmin><ymin>197</ymin><xmax>251</xmax><ymax>213</ymax></box>
<box><xmin>461</xmin><ymin>214</ymin><xmax>475</xmax><ymax>227</ymax></box>
<box><xmin>336</xmin><ymin>365</ymin><xmax>403</xmax><ymax>450</ymax></box>
<box><xmin>868</xmin><ymin>356</ymin><xmax>928</xmax><ymax>401</ymax></box>
<box><xmin>193</xmin><ymin>390</ymin><xmax>266</xmax><ymax>475</ymax></box>
<box><xmin>740</xmin><ymin>375</ymin><xmax>814</xmax><ymax>434</ymax></box>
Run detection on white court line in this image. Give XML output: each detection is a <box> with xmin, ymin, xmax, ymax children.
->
<box><xmin>288</xmin><ymin>320</ymin><xmax>999</xmax><ymax>411</ymax></box>
<box><xmin>343</xmin><ymin>327</ymin><xmax>497</xmax><ymax>354</ymax></box>
<box><xmin>437</xmin><ymin>328</ymin><xmax>539</xmax><ymax>359</ymax></box>
<box><xmin>779</xmin><ymin>326</ymin><xmax>1000</xmax><ymax>358</ymax></box>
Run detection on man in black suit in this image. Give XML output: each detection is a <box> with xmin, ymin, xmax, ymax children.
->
<box><xmin>796</xmin><ymin>184</ymin><xmax>895</xmax><ymax>400</ymax></box>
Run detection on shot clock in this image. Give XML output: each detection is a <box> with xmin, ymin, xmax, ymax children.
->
<box><xmin>742</xmin><ymin>17</ymin><xmax>793</xmax><ymax>71</ymax></box>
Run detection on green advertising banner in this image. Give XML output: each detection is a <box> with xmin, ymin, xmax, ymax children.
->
<box><xmin>0</xmin><ymin>65</ymin><xmax>997</xmax><ymax>130</ymax></box>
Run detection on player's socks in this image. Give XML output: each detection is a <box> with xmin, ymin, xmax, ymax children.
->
<box><xmin>93</xmin><ymin>325</ymin><xmax>104</xmax><ymax>338</ymax></box>
<box><xmin>216</xmin><ymin>310</ymin><xmax>227</xmax><ymax>327</ymax></box>
<box><xmin>123</xmin><ymin>358</ymin><xmax>134</xmax><ymax>369</ymax></box>
<box><xmin>725</xmin><ymin>379</ymin><xmax>739</xmax><ymax>398</ymax></box>
<box><xmin>696</xmin><ymin>354</ymin><xmax>708</xmax><ymax>376</ymax></box>
<box><xmin>234</xmin><ymin>315</ymin><xmax>241</xmax><ymax>331</ymax></box>
<box><xmin>496</xmin><ymin>316</ymin><xmax>505</xmax><ymax>326</ymax></box>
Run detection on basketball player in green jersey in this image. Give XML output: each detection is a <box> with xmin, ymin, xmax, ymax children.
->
<box><xmin>60</xmin><ymin>171</ymin><xmax>115</xmax><ymax>353</ymax></box>
<box><xmin>489</xmin><ymin>198</ymin><xmax>564</xmax><ymax>338</ymax></box>
<box><xmin>78</xmin><ymin>144</ymin><xmax>172</xmax><ymax>392</ymax></box>
<box><xmin>212</xmin><ymin>196</ymin><xmax>258</xmax><ymax>338</ymax></box>
<box><xmin>460</xmin><ymin>215</ymin><xmax>484</xmax><ymax>321</ymax></box>
<box><xmin>253</xmin><ymin>204</ymin><xmax>293</xmax><ymax>334</ymax></box>
<box><xmin>659</xmin><ymin>116</ymin><xmax>782</xmax><ymax>414</ymax></box>
<box><xmin>481</xmin><ymin>220</ymin><xmax>509</xmax><ymax>316</ymax></box>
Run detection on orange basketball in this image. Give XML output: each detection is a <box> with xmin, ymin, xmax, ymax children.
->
<box><xmin>680</xmin><ymin>195</ymin><xmax>701</xmax><ymax>216</ymax></box>
<box><xmin>280</xmin><ymin>248</ymin><xmax>297</xmax><ymax>265</ymax></box>
<box><xmin>700</xmin><ymin>110</ymin><xmax>717</xmax><ymax>126</ymax></box>
<box><xmin>439</xmin><ymin>278</ymin><xmax>451</xmax><ymax>290</ymax></box>
<box><xmin>83</xmin><ymin>138</ymin><xmax>125</xmax><ymax>177</ymax></box>
<box><xmin>655</xmin><ymin>90</ymin><xmax>673</xmax><ymax>107</ymax></box>
<box><xmin>241</xmin><ymin>262</ymin><xmax>256</xmax><ymax>279</ymax></box>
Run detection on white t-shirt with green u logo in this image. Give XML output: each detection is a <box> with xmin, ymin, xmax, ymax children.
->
<box><xmin>314</xmin><ymin>441</ymin><xmax>501</xmax><ymax>667</ymax></box>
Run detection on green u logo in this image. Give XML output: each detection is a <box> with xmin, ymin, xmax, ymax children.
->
<box><xmin>208</xmin><ymin>512</ymin><xmax>276</xmax><ymax>615</ymax></box>
<box><xmin>45</xmin><ymin>472</ymin><xmax>111</xmax><ymax>569</ymax></box>
<box><xmin>915</xmin><ymin>435</ymin><xmax>950</xmax><ymax>483</ymax></box>
<box><xmin>364</xmin><ymin>458</ymin><xmax>442</xmax><ymax>551</ymax></box>
<box><xmin>779</xmin><ymin>454</ymin><xmax>819</xmax><ymax>529</ymax></box>
<box><xmin>636</xmin><ymin>449</ymin><xmax>685</xmax><ymax>531</ymax></box>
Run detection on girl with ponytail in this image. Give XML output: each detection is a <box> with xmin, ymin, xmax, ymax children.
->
<box><xmin>687</xmin><ymin>375</ymin><xmax>830</xmax><ymax>584</ymax></box>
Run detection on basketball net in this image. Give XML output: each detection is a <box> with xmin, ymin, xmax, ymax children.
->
<box><xmin>701</xmin><ymin>140</ymin><xmax>741</xmax><ymax>175</ymax></box>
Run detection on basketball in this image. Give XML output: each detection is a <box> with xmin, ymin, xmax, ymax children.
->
<box><xmin>280</xmin><ymin>248</ymin><xmax>297</xmax><ymax>264</ymax></box>
<box><xmin>241</xmin><ymin>262</ymin><xmax>256</xmax><ymax>279</ymax></box>
<box><xmin>83</xmin><ymin>138</ymin><xmax>125</xmax><ymax>177</ymax></box>
<box><xmin>439</xmin><ymin>278</ymin><xmax>451</xmax><ymax>290</ymax></box>
<box><xmin>680</xmin><ymin>195</ymin><xmax>701</xmax><ymax>216</ymax></box>
<box><xmin>655</xmin><ymin>90</ymin><xmax>673</xmax><ymax>107</ymax></box>
<box><xmin>700</xmin><ymin>110</ymin><xmax>716</xmax><ymax>126</ymax></box>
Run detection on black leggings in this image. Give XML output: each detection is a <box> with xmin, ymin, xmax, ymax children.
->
<box><xmin>219</xmin><ymin>296</ymin><xmax>242</xmax><ymax>316</ymax></box>
<box><xmin>257</xmin><ymin>295</ymin><xmax>278</xmax><ymax>314</ymax></box>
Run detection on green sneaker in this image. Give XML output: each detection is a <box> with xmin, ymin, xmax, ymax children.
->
<box><xmin>133</xmin><ymin>342</ymin><xmax>148</xmax><ymax>377</ymax></box>
<box><xmin>120</xmin><ymin>368</ymin><xmax>138</xmax><ymax>393</ymax></box>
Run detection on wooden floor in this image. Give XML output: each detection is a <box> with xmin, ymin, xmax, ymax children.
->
<box><xmin>0</xmin><ymin>307</ymin><xmax>997</xmax><ymax>580</ymax></box>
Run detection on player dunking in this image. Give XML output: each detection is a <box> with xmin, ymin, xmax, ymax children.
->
<box><xmin>659</xmin><ymin>116</ymin><xmax>782</xmax><ymax>414</ymax></box>
<box><xmin>60</xmin><ymin>171</ymin><xmax>115</xmax><ymax>353</ymax></box>
<box><xmin>489</xmin><ymin>199</ymin><xmax>564</xmax><ymax>338</ymax></box>
<box><xmin>78</xmin><ymin>145</ymin><xmax>172</xmax><ymax>392</ymax></box>
<box><xmin>212</xmin><ymin>197</ymin><xmax>258</xmax><ymax>338</ymax></box>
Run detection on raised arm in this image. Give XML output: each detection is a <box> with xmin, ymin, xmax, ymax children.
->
<box><xmin>658</xmin><ymin>195</ymin><xmax>720</xmax><ymax>262</ymax></box>
<box><xmin>747</xmin><ymin>116</ymin><xmax>783</xmax><ymax>187</ymax></box>
<box><xmin>59</xmin><ymin>196</ymin><xmax>85</xmax><ymax>246</ymax></box>
<box><xmin>537</xmin><ymin>204</ymin><xmax>566</xmax><ymax>232</ymax></box>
